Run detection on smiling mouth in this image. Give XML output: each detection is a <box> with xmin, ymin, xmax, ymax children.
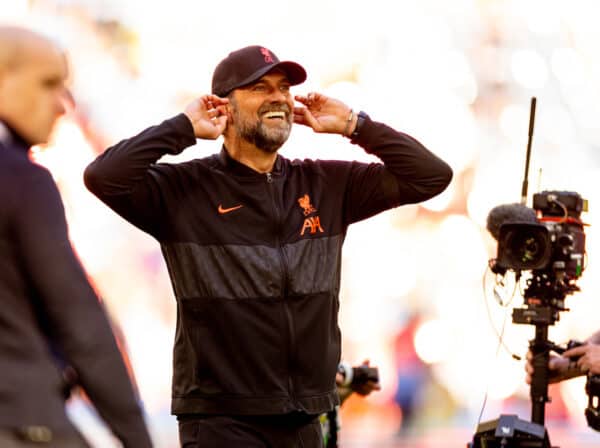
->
<box><xmin>262</xmin><ymin>111</ymin><xmax>287</xmax><ymax>120</ymax></box>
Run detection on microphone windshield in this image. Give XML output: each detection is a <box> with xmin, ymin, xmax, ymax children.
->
<box><xmin>486</xmin><ymin>203</ymin><xmax>538</xmax><ymax>240</ymax></box>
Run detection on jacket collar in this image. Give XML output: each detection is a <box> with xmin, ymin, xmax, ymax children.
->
<box><xmin>218</xmin><ymin>145</ymin><xmax>285</xmax><ymax>178</ymax></box>
<box><xmin>0</xmin><ymin>120</ymin><xmax>31</xmax><ymax>155</ymax></box>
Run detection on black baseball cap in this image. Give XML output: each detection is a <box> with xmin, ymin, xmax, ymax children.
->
<box><xmin>211</xmin><ymin>45</ymin><xmax>307</xmax><ymax>97</ymax></box>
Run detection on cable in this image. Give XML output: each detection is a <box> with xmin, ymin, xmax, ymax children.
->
<box><xmin>482</xmin><ymin>262</ymin><xmax>522</xmax><ymax>361</ymax></box>
<box><xmin>476</xmin><ymin>285</ymin><xmax>513</xmax><ymax>428</ymax></box>
<box><xmin>476</xmin><ymin>263</ymin><xmax>526</xmax><ymax>430</ymax></box>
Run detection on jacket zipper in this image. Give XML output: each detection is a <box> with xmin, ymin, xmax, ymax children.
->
<box><xmin>265</xmin><ymin>171</ymin><xmax>297</xmax><ymax>409</ymax></box>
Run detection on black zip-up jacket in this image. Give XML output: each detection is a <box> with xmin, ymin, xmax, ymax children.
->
<box><xmin>0</xmin><ymin>123</ymin><xmax>152</xmax><ymax>447</ymax></box>
<box><xmin>84</xmin><ymin>113</ymin><xmax>452</xmax><ymax>417</ymax></box>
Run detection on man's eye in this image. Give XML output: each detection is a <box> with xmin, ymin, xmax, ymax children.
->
<box><xmin>280</xmin><ymin>85</ymin><xmax>291</xmax><ymax>92</ymax></box>
<box><xmin>253</xmin><ymin>85</ymin><xmax>266</xmax><ymax>92</ymax></box>
<box><xmin>43</xmin><ymin>79</ymin><xmax>61</xmax><ymax>88</ymax></box>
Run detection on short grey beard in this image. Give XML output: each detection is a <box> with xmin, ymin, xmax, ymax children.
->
<box><xmin>232</xmin><ymin>102</ymin><xmax>292</xmax><ymax>153</ymax></box>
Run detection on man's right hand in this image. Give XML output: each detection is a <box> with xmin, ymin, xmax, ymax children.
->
<box><xmin>525</xmin><ymin>350</ymin><xmax>580</xmax><ymax>385</ymax></box>
<box><xmin>563</xmin><ymin>343</ymin><xmax>600</xmax><ymax>375</ymax></box>
<box><xmin>184</xmin><ymin>94</ymin><xmax>229</xmax><ymax>139</ymax></box>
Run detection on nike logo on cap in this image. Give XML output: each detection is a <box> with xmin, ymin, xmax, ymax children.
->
<box><xmin>218</xmin><ymin>204</ymin><xmax>243</xmax><ymax>214</ymax></box>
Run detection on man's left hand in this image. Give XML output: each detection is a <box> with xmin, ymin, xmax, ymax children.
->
<box><xmin>563</xmin><ymin>343</ymin><xmax>600</xmax><ymax>375</ymax></box>
<box><xmin>293</xmin><ymin>92</ymin><xmax>357</xmax><ymax>136</ymax></box>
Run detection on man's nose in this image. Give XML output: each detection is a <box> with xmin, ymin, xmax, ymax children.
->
<box><xmin>267</xmin><ymin>88</ymin><xmax>287</xmax><ymax>103</ymax></box>
<box><xmin>63</xmin><ymin>87</ymin><xmax>75</xmax><ymax>107</ymax></box>
<box><xmin>58</xmin><ymin>87</ymin><xmax>75</xmax><ymax>113</ymax></box>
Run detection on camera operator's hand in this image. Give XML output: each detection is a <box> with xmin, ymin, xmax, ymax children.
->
<box><xmin>350</xmin><ymin>360</ymin><xmax>381</xmax><ymax>397</ymax></box>
<box><xmin>563</xmin><ymin>343</ymin><xmax>600</xmax><ymax>376</ymax></box>
<box><xmin>525</xmin><ymin>351</ymin><xmax>577</xmax><ymax>385</ymax></box>
<box><xmin>336</xmin><ymin>359</ymin><xmax>381</xmax><ymax>405</ymax></box>
<box><xmin>351</xmin><ymin>380</ymin><xmax>381</xmax><ymax>396</ymax></box>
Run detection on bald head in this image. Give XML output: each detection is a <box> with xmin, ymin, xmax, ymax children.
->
<box><xmin>0</xmin><ymin>26</ymin><xmax>58</xmax><ymax>71</ymax></box>
<box><xmin>0</xmin><ymin>26</ymin><xmax>68</xmax><ymax>146</ymax></box>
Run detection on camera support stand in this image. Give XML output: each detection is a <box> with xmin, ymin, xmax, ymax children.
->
<box><xmin>528</xmin><ymin>317</ymin><xmax>552</xmax><ymax>426</ymax></box>
<box><xmin>469</xmin><ymin>305</ymin><xmax>560</xmax><ymax>448</ymax></box>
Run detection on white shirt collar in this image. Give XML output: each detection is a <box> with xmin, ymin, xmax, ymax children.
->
<box><xmin>0</xmin><ymin>121</ymin><xmax>11</xmax><ymax>147</ymax></box>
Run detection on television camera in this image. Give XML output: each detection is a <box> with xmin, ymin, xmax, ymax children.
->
<box><xmin>469</xmin><ymin>98</ymin><xmax>596</xmax><ymax>448</ymax></box>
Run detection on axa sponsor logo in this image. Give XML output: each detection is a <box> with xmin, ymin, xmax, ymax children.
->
<box><xmin>297</xmin><ymin>194</ymin><xmax>324</xmax><ymax>236</ymax></box>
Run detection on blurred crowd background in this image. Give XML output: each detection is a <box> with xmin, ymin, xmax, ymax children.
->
<box><xmin>3</xmin><ymin>0</ymin><xmax>600</xmax><ymax>446</ymax></box>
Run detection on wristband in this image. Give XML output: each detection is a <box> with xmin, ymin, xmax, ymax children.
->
<box><xmin>350</xmin><ymin>111</ymin><xmax>368</xmax><ymax>141</ymax></box>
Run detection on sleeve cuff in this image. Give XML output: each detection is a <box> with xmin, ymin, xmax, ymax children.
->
<box><xmin>165</xmin><ymin>113</ymin><xmax>197</xmax><ymax>154</ymax></box>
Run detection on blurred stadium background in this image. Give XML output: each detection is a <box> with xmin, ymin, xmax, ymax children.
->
<box><xmin>3</xmin><ymin>0</ymin><xmax>600</xmax><ymax>446</ymax></box>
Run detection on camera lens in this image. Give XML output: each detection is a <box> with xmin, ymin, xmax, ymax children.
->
<box><xmin>497</xmin><ymin>223</ymin><xmax>551</xmax><ymax>270</ymax></box>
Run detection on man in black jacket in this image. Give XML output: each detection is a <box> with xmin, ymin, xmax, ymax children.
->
<box><xmin>0</xmin><ymin>26</ymin><xmax>153</xmax><ymax>447</ymax></box>
<box><xmin>84</xmin><ymin>45</ymin><xmax>453</xmax><ymax>447</ymax></box>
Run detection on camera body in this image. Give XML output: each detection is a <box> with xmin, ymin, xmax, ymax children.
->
<box><xmin>350</xmin><ymin>365</ymin><xmax>379</xmax><ymax>387</ymax></box>
<box><xmin>496</xmin><ymin>191</ymin><xmax>586</xmax><ymax>279</ymax></box>
<box><xmin>337</xmin><ymin>362</ymin><xmax>379</xmax><ymax>388</ymax></box>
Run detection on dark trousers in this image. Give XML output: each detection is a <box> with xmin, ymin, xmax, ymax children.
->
<box><xmin>178</xmin><ymin>413</ymin><xmax>324</xmax><ymax>448</ymax></box>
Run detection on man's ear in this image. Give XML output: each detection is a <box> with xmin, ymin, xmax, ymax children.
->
<box><xmin>224</xmin><ymin>103</ymin><xmax>234</xmax><ymax>124</ymax></box>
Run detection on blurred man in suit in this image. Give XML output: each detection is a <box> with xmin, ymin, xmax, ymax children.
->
<box><xmin>0</xmin><ymin>25</ymin><xmax>153</xmax><ymax>447</ymax></box>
